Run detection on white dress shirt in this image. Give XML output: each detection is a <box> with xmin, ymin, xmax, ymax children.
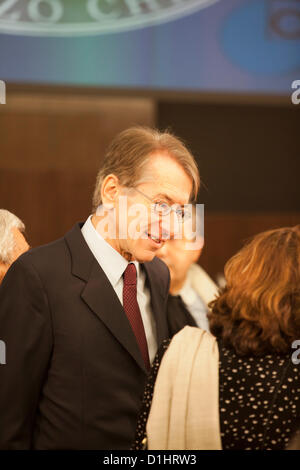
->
<box><xmin>81</xmin><ymin>215</ymin><xmax>158</xmax><ymax>363</ymax></box>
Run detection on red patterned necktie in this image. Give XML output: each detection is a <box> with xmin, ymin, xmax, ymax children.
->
<box><xmin>123</xmin><ymin>263</ymin><xmax>150</xmax><ymax>371</ymax></box>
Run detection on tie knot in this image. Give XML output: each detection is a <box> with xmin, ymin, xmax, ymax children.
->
<box><xmin>123</xmin><ymin>263</ymin><xmax>137</xmax><ymax>286</ymax></box>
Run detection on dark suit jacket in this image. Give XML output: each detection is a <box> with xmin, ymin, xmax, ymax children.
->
<box><xmin>166</xmin><ymin>295</ymin><xmax>197</xmax><ymax>338</ymax></box>
<box><xmin>0</xmin><ymin>223</ymin><xmax>170</xmax><ymax>449</ymax></box>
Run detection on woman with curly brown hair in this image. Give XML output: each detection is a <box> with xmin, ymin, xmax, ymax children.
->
<box><xmin>133</xmin><ymin>225</ymin><xmax>300</xmax><ymax>450</ymax></box>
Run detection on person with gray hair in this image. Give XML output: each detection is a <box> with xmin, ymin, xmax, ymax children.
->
<box><xmin>0</xmin><ymin>209</ymin><xmax>29</xmax><ymax>284</ymax></box>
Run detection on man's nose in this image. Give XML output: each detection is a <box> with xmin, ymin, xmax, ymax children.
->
<box><xmin>160</xmin><ymin>215</ymin><xmax>180</xmax><ymax>240</ymax></box>
<box><xmin>156</xmin><ymin>241</ymin><xmax>168</xmax><ymax>259</ymax></box>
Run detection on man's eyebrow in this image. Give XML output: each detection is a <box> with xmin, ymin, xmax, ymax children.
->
<box><xmin>154</xmin><ymin>193</ymin><xmax>175</xmax><ymax>204</ymax></box>
<box><xmin>154</xmin><ymin>193</ymin><xmax>187</xmax><ymax>207</ymax></box>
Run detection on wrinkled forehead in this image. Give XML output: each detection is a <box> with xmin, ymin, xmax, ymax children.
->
<box><xmin>139</xmin><ymin>153</ymin><xmax>193</xmax><ymax>205</ymax></box>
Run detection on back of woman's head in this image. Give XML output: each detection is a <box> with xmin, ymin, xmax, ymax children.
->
<box><xmin>209</xmin><ymin>225</ymin><xmax>300</xmax><ymax>356</ymax></box>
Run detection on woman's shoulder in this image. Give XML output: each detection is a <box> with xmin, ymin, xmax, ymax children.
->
<box><xmin>165</xmin><ymin>326</ymin><xmax>218</xmax><ymax>366</ymax></box>
<box><xmin>172</xmin><ymin>325</ymin><xmax>216</xmax><ymax>345</ymax></box>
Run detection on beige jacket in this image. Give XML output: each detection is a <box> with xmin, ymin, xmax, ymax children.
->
<box><xmin>146</xmin><ymin>326</ymin><xmax>222</xmax><ymax>450</ymax></box>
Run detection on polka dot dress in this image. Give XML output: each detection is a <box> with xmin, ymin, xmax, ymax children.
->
<box><xmin>132</xmin><ymin>338</ymin><xmax>171</xmax><ymax>450</ymax></box>
<box><xmin>218</xmin><ymin>338</ymin><xmax>300</xmax><ymax>450</ymax></box>
<box><xmin>132</xmin><ymin>337</ymin><xmax>300</xmax><ymax>450</ymax></box>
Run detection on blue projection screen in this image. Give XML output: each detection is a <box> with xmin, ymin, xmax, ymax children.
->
<box><xmin>0</xmin><ymin>0</ymin><xmax>299</xmax><ymax>95</ymax></box>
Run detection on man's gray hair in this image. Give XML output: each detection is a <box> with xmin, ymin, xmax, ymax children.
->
<box><xmin>0</xmin><ymin>209</ymin><xmax>25</xmax><ymax>264</ymax></box>
<box><xmin>92</xmin><ymin>126</ymin><xmax>200</xmax><ymax>212</ymax></box>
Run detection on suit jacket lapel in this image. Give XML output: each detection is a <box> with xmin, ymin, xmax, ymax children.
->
<box><xmin>81</xmin><ymin>260</ymin><xmax>148</xmax><ymax>373</ymax></box>
<box><xmin>143</xmin><ymin>260</ymin><xmax>169</xmax><ymax>347</ymax></box>
<box><xmin>65</xmin><ymin>223</ymin><xmax>148</xmax><ymax>374</ymax></box>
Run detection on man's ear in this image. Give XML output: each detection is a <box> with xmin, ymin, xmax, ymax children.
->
<box><xmin>101</xmin><ymin>174</ymin><xmax>120</xmax><ymax>204</ymax></box>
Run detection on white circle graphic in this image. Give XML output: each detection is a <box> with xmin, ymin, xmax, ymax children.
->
<box><xmin>0</xmin><ymin>0</ymin><xmax>219</xmax><ymax>36</ymax></box>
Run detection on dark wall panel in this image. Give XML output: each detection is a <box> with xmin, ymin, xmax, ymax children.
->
<box><xmin>158</xmin><ymin>102</ymin><xmax>300</xmax><ymax>212</ymax></box>
<box><xmin>201</xmin><ymin>212</ymin><xmax>300</xmax><ymax>280</ymax></box>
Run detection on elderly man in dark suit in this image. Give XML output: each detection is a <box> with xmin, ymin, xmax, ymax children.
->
<box><xmin>0</xmin><ymin>127</ymin><xmax>199</xmax><ymax>449</ymax></box>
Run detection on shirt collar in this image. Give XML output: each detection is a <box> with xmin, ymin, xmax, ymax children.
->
<box><xmin>81</xmin><ymin>215</ymin><xmax>139</xmax><ymax>287</ymax></box>
<box><xmin>177</xmin><ymin>277</ymin><xmax>198</xmax><ymax>306</ymax></box>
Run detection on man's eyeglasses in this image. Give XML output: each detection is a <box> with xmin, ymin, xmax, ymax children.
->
<box><xmin>132</xmin><ymin>187</ymin><xmax>191</xmax><ymax>223</ymax></box>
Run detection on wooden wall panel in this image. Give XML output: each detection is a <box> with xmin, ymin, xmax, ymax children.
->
<box><xmin>0</xmin><ymin>92</ymin><xmax>155</xmax><ymax>246</ymax></box>
<box><xmin>0</xmin><ymin>168</ymin><xmax>95</xmax><ymax>247</ymax></box>
<box><xmin>201</xmin><ymin>212</ymin><xmax>300</xmax><ymax>280</ymax></box>
<box><xmin>1</xmin><ymin>91</ymin><xmax>299</xmax><ymax>279</ymax></box>
<box><xmin>158</xmin><ymin>101</ymin><xmax>300</xmax><ymax>212</ymax></box>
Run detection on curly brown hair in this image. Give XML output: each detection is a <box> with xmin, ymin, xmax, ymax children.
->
<box><xmin>208</xmin><ymin>225</ymin><xmax>300</xmax><ymax>356</ymax></box>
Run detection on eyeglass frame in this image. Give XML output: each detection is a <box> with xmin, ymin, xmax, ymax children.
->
<box><xmin>128</xmin><ymin>186</ymin><xmax>192</xmax><ymax>223</ymax></box>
